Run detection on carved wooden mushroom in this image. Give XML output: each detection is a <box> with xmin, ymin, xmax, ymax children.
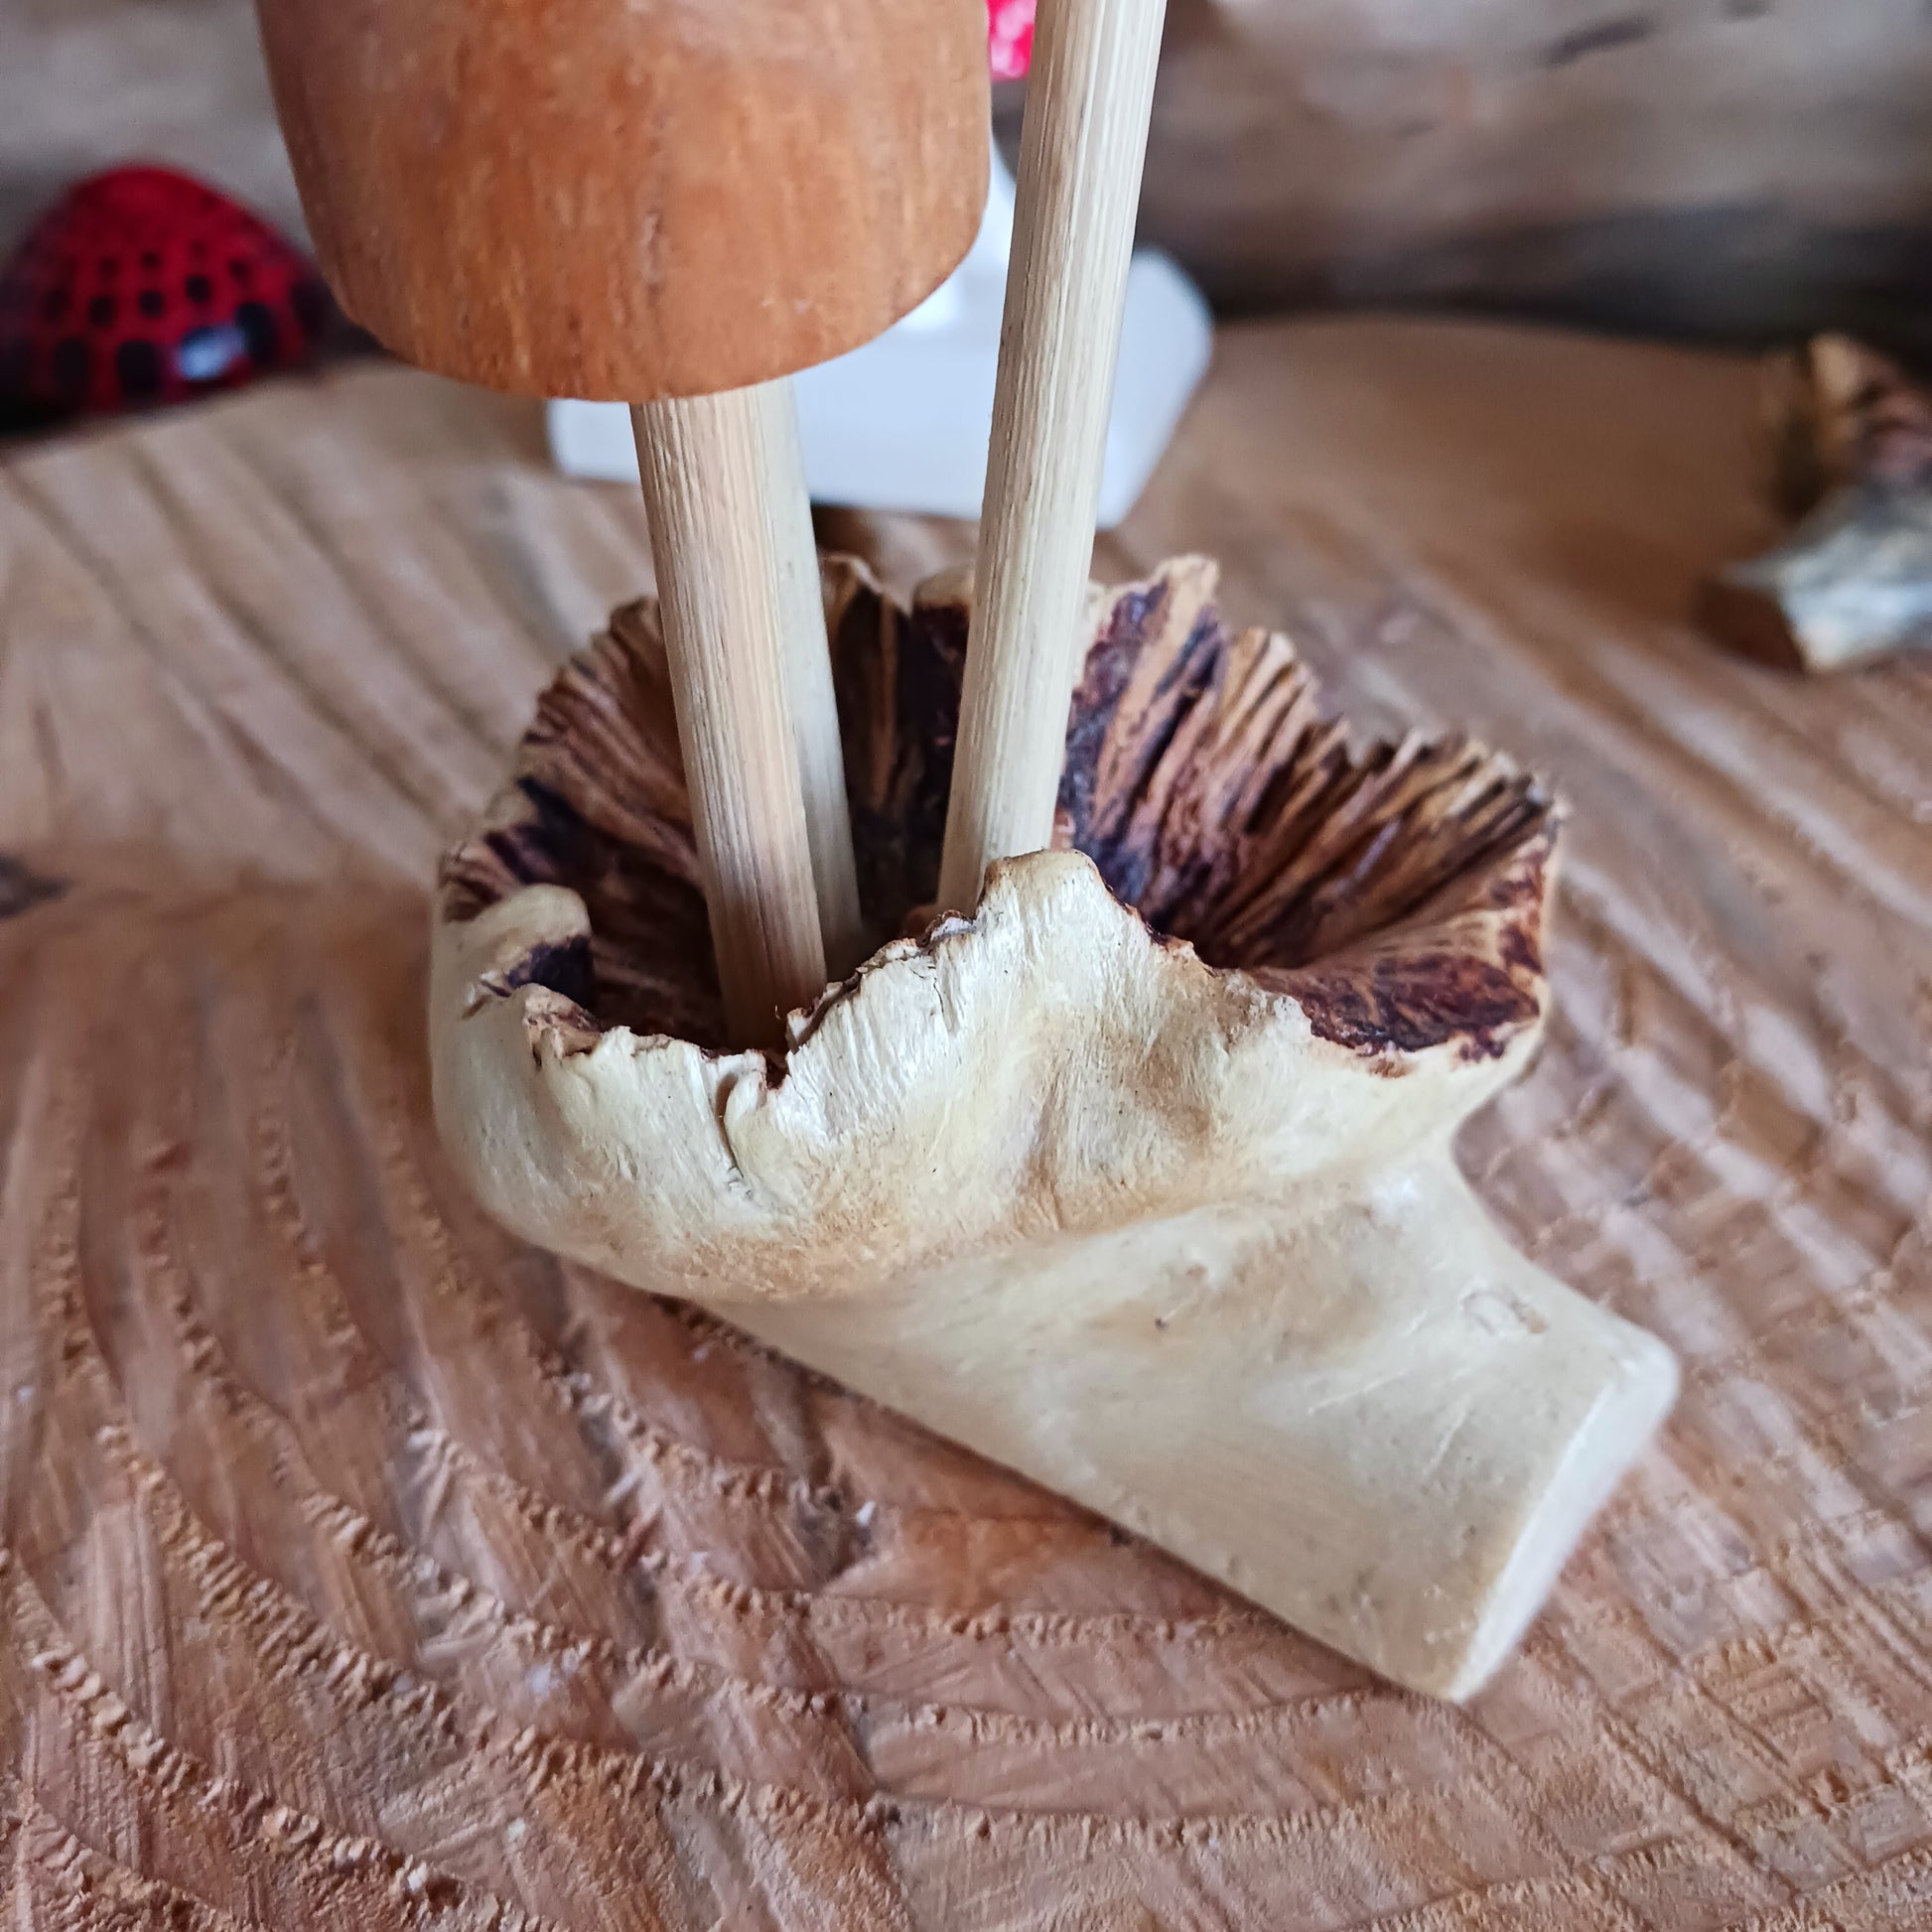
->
<box><xmin>1702</xmin><ymin>335</ymin><xmax>1932</xmax><ymax>671</ymax></box>
<box><xmin>432</xmin><ymin>557</ymin><xmax>1678</xmax><ymax>1701</ymax></box>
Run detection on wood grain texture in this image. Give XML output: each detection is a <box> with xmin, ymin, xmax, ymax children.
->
<box><xmin>761</xmin><ymin>384</ymin><xmax>867</xmax><ymax>980</ymax></box>
<box><xmin>1</xmin><ymin>318</ymin><xmax>1931</xmax><ymax>1925</ymax></box>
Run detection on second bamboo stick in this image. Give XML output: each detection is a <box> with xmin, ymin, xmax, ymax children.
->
<box><xmin>938</xmin><ymin>0</ymin><xmax>1171</xmax><ymax>912</ymax></box>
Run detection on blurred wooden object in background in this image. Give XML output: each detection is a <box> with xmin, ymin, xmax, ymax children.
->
<box><xmin>7</xmin><ymin>0</ymin><xmax>1932</xmax><ymax>351</ymax></box>
<box><xmin>1125</xmin><ymin>0</ymin><xmax>1932</xmax><ymax>350</ymax></box>
<box><xmin>1704</xmin><ymin>337</ymin><xmax>1932</xmax><ymax>670</ymax></box>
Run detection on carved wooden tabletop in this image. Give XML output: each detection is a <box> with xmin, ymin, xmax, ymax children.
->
<box><xmin>2</xmin><ymin>319</ymin><xmax>1930</xmax><ymax>1928</ymax></box>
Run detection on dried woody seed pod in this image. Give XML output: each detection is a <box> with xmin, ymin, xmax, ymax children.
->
<box><xmin>433</xmin><ymin>557</ymin><xmax>1679</xmax><ymax>1701</ymax></box>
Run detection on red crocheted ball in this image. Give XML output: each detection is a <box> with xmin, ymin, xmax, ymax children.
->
<box><xmin>0</xmin><ymin>165</ymin><xmax>329</xmax><ymax>423</ymax></box>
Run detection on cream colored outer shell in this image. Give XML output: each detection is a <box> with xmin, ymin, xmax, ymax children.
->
<box><xmin>430</xmin><ymin>850</ymin><xmax>1677</xmax><ymax>1700</ymax></box>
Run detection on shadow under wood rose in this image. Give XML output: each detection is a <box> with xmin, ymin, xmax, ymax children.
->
<box><xmin>432</xmin><ymin>556</ymin><xmax>1677</xmax><ymax>1699</ymax></box>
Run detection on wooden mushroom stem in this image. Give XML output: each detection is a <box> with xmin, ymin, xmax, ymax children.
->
<box><xmin>759</xmin><ymin>383</ymin><xmax>866</xmax><ymax>979</ymax></box>
<box><xmin>631</xmin><ymin>386</ymin><xmax>832</xmax><ymax>1043</ymax></box>
<box><xmin>939</xmin><ymin>0</ymin><xmax>1171</xmax><ymax>912</ymax></box>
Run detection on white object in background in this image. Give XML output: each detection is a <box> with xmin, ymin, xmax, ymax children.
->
<box><xmin>546</xmin><ymin>145</ymin><xmax>1212</xmax><ymax>528</ymax></box>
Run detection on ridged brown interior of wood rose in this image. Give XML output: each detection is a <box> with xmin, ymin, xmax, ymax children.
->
<box><xmin>440</xmin><ymin>557</ymin><xmax>1559</xmax><ymax>1057</ymax></box>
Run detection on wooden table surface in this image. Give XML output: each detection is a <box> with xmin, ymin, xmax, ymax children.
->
<box><xmin>2</xmin><ymin>319</ymin><xmax>1930</xmax><ymax>1928</ymax></box>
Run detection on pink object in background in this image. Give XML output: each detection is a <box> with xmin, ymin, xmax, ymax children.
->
<box><xmin>988</xmin><ymin>0</ymin><xmax>1035</xmax><ymax>80</ymax></box>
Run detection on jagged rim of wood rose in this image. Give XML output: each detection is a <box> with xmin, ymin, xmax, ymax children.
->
<box><xmin>437</xmin><ymin>554</ymin><xmax>1562</xmax><ymax>1071</ymax></box>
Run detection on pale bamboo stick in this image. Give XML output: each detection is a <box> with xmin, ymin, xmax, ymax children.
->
<box><xmin>632</xmin><ymin>390</ymin><xmax>828</xmax><ymax>1044</ymax></box>
<box><xmin>938</xmin><ymin>0</ymin><xmax>1170</xmax><ymax>911</ymax></box>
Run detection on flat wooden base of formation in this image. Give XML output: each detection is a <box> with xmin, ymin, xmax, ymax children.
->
<box><xmin>1</xmin><ymin>320</ymin><xmax>1930</xmax><ymax>1926</ymax></box>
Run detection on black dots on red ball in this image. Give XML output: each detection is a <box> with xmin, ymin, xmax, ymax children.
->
<box><xmin>50</xmin><ymin>338</ymin><xmax>90</xmax><ymax>399</ymax></box>
<box><xmin>114</xmin><ymin>340</ymin><xmax>163</xmax><ymax>401</ymax></box>
<box><xmin>235</xmin><ymin>301</ymin><xmax>278</xmax><ymax>365</ymax></box>
<box><xmin>0</xmin><ymin>164</ymin><xmax>332</xmax><ymax>423</ymax></box>
<box><xmin>291</xmin><ymin>278</ymin><xmax>330</xmax><ymax>338</ymax></box>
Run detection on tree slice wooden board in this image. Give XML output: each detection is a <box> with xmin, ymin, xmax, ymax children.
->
<box><xmin>0</xmin><ymin>319</ymin><xmax>1929</xmax><ymax>1928</ymax></box>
